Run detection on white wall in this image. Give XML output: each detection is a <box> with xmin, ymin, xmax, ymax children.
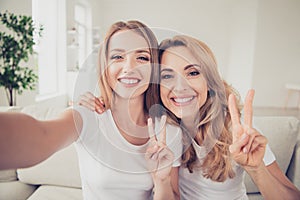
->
<box><xmin>89</xmin><ymin>0</ymin><xmax>234</xmax><ymax>77</ymax></box>
<box><xmin>252</xmin><ymin>0</ymin><xmax>300</xmax><ymax>108</ymax></box>
<box><xmin>1</xmin><ymin>0</ymin><xmax>299</xmax><ymax>108</ymax></box>
<box><xmin>0</xmin><ymin>0</ymin><xmax>32</xmax><ymax>15</ymax></box>
<box><xmin>88</xmin><ymin>0</ymin><xmax>300</xmax><ymax>108</ymax></box>
<box><xmin>226</xmin><ymin>1</ymin><xmax>258</xmax><ymax>98</ymax></box>
<box><xmin>0</xmin><ymin>0</ymin><xmax>67</xmax><ymax>107</ymax></box>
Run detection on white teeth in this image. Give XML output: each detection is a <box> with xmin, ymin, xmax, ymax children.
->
<box><xmin>119</xmin><ymin>79</ymin><xmax>139</xmax><ymax>84</ymax></box>
<box><xmin>173</xmin><ymin>97</ymin><xmax>193</xmax><ymax>103</ymax></box>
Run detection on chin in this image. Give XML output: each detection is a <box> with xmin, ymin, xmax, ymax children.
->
<box><xmin>175</xmin><ymin>108</ymin><xmax>199</xmax><ymax>120</ymax></box>
<box><xmin>171</xmin><ymin>108</ymin><xmax>185</xmax><ymax>119</ymax></box>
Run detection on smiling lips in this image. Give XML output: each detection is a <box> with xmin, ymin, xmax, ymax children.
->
<box><xmin>118</xmin><ymin>78</ymin><xmax>140</xmax><ymax>86</ymax></box>
<box><xmin>171</xmin><ymin>96</ymin><xmax>195</xmax><ymax>106</ymax></box>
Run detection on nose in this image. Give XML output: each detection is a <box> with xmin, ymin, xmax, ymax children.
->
<box><xmin>173</xmin><ymin>75</ymin><xmax>189</xmax><ymax>92</ymax></box>
<box><xmin>122</xmin><ymin>54</ymin><xmax>135</xmax><ymax>73</ymax></box>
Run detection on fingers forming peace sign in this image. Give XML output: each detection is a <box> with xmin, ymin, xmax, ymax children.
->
<box><xmin>145</xmin><ymin>115</ymin><xmax>174</xmax><ymax>180</ymax></box>
<box><xmin>228</xmin><ymin>89</ymin><xmax>267</xmax><ymax>170</ymax></box>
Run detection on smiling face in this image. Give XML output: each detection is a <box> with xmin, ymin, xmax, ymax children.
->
<box><xmin>107</xmin><ymin>30</ymin><xmax>152</xmax><ymax>99</ymax></box>
<box><xmin>160</xmin><ymin>46</ymin><xmax>208</xmax><ymax>119</ymax></box>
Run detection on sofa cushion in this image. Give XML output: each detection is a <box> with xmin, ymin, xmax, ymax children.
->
<box><xmin>17</xmin><ymin>143</ymin><xmax>81</xmax><ymax>188</ymax></box>
<box><xmin>27</xmin><ymin>185</ymin><xmax>82</xmax><ymax>200</ymax></box>
<box><xmin>287</xmin><ymin>141</ymin><xmax>300</xmax><ymax>189</ymax></box>
<box><xmin>245</xmin><ymin>116</ymin><xmax>299</xmax><ymax>193</ymax></box>
<box><xmin>16</xmin><ymin>105</ymin><xmax>81</xmax><ymax>188</ymax></box>
<box><xmin>247</xmin><ymin>192</ymin><xmax>263</xmax><ymax>200</ymax></box>
<box><xmin>0</xmin><ymin>181</ymin><xmax>37</xmax><ymax>200</ymax></box>
<box><xmin>20</xmin><ymin>105</ymin><xmax>66</xmax><ymax>120</ymax></box>
<box><xmin>0</xmin><ymin>169</ymin><xmax>17</xmax><ymax>182</ymax></box>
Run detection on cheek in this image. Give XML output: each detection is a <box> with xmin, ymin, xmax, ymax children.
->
<box><xmin>107</xmin><ymin>63</ymin><xmax>119</xmax><ymax>76</ymax></box>
<box><xmin>196</xmin><ymin>81</ymin><xmax>208</xmax><ymax>106</ymax></box>
<box><xmin>160</xmin><ymin>85</ymin><xmax>169</xmax><ymax>106</ymax></box>
<box><xmin>107</xmin><ymin>67</ymin><xmax>118</xmax><ymax>87</ymax></box>
<box><xmin>139</xmin><ymin>64</ymin><xmax>152</xmax><ymax>80</ymax></box>
<box><xmin>145</xmin><ymin>69</ymin><xmax>152</xmax><ymax>82</ymax></box>
<box><xmin>200</xmin><ymin>90</ymin><xmax>208</xmax><ymax>104</ymax></box>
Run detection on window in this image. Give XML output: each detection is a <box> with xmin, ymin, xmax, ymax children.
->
<box><xmin>74</xmin><ymin>2</ymin><xmax>92</xmax><ymax>68</ymax></box>
<box><xmin>32</xmin><ymin>0</ymin><xmax>66</xmax><ymax>100</ymax></box>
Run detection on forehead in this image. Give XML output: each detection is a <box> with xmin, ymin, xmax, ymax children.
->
<box><xmin>160</xmin><ymin>46</ymin><xmax>198</xmax><ymax>69</ymax></box>
<box><xmin>108</xmin><ymin>30</ymin><xmax>149</xmax><ymax>52</ymax></box>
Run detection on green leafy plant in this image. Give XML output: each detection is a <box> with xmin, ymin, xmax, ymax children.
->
<box><xmin>0</xmin><ymin>11</ymin><xmax>43</xmax><ymax>106</ymax></box>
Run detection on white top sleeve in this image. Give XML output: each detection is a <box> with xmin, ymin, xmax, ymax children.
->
<box><xmin>72</xmin><ymin>105</ymin><xmax>99</xmax><ymax>142</ymax></box>
<box><xmin>253</xmin><ymin>124</ymin><xmax>276</xmax><ymax>166</ymax></box>
<box><xmin>263</xmin><ymin>144</ymin><xmax>276</xmax><ymax>166</ymax></box>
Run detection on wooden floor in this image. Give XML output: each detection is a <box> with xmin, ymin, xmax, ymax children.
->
<box><xmin>253</xmin><ymin>107</ymin><xmax>300</xmax><ymax>120</ymax></box>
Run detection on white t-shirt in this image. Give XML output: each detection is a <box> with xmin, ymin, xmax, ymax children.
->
<box><xmin>179</xmin><ymin>139</ymin><xmax>276</xmax><ymax>200</ymax></box>
<box><xmin>73</xmin><ymin>106</ymin><xmax>183</xmax><ymax>200</ymax></box>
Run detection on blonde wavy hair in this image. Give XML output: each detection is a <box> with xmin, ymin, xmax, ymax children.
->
<box><xmin>97</xmin><ymin>20</ymin><xmax>159</xmax><ymax>113</ymax></box>
<box><xmin>152</xmin><ymin>35</ymin><xmax>241</xmax><ymax>182</ymax></box>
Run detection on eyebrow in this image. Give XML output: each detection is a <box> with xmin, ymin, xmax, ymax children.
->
<box><xmin>161</xmin><ymin>64</ymin><xmax>201</xmax><ymax>72</ymax></box>
<box><xmin>109</xmin><ymin>49</ymin><xmax>150</xmax><ymax>54</ymax></box>
<box><xmin>110</xmin><ymin>48</ymin><xmax>125</xmax><ymax>53</ymax></box>
<box><xmin>160</xmin><ymin>68</ymin><xmax>174</xmax><ymax>73</ymax></box>
<box><xmin>184</xmin><ymin>64</ymin><xmax>201</xmax><ymax>70</ymax></box>
<box><xmin>136</xmin><ymin>49</ymin><xmax>150</xmax><ymax>54</ymax></box>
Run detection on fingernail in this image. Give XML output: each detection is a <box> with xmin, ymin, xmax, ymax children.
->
<box><xmin>243</xmin><ymin>147</ymin><xmax>248</xmax><ymax>154</ymax></box>
<box><xmin>241</xmin><ymin>133</ymin><xmax>247</xmax><ymax>140</ymax></box>
<box><xmin>151</xmin><ymin>153</ymin><xmax>158</xmax><ymax>160</ymax></box>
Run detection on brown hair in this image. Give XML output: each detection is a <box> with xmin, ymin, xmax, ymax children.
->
<box><xmin>153</xmin><ymin>35</ymin><xmax>241</xmax><ymax>182</ymax></box>
<box><xmin>97</xmin><ymin>20</ymin><xmax>159</xmax><ymax>113</ymax></box>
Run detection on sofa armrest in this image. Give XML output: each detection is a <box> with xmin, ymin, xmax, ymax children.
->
<box><xmin>245</xmin><ymin>116</ymin><xmax>299</xmax><ymax>194</ymax></box>
<box><xmin>287</xmin><ymin>140</ymin><xmax>300</xmax><ymax>190</ymax></box>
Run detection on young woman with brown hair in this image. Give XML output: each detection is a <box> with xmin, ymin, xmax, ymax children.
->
<box><xmin>0</xmin><ymin>21</ymin><xmax>183</xmax><ymax>200</ymax></box>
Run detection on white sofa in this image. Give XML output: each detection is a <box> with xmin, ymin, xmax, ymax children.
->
<box><xmin>0</xmin><ymin>105</ymin><xmax>299</xmax><ymax>200</ymax></box>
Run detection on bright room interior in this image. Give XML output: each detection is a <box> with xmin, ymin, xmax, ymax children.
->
<box><xmin>0</xmin><ymin>0</ymin><xmax>300</xmax><ymax>119</ymax></box>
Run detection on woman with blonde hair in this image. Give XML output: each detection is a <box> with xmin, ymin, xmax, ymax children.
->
<box><xmin>0</xmin><ymin>20</ymin><xmax>183</xmax><ymax>200</ymax></box>
<box><xmin>156</xmin><ymin>35</ymin><xmax>300</xmax><ymax>199</ymax></box>
<box><xmin>81</xmin><ymin>34</ymin><xmax>300</xmax><ymax>199</ymax></box>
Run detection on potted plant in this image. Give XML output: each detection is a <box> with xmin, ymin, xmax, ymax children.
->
<box><xmin>0</xmin><ymin>11</ymin><xmax>43</xmax><ymax>106</ymax></box>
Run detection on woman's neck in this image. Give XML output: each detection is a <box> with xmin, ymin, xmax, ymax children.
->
<box><xmin>181</xmin><ymin>115</ymin><xmax>199</xmax><ymax>140</ymax></box>
<box><xmin>110</xmin><ymin>95</ymin><xmax>149</xmax><ymax>145</ymax></box>
<box><xmin>111</xmin><ymin>95</ymin><xmax>147</xmax><ymax>125</ymax></box>
<box><xmin>181</xmin><ymin>116</ymin><xmax>196</xmax><ymax>131</ymax></box>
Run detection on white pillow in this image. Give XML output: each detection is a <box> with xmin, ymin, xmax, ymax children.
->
<box><xmin>17</xmin><ymin>144</ymin><xmax>81</xmax><ymax>188</ymax></box>
<box><xmin>0</xmin><ymin>181</ymin><xmax>37</xmax><ymax>200</ymax></box>
<box><xmin>245</xmin><ymin>116</ymin><xmax>299</xmax><ymax>193</ymax></box>
<box><xmin>27</xmin><ymin>185</ymin><xmax>82</xmax><ymax>200</ymax></box>
<box><xmin>0</xmin><ymin>169</ymin><xmax>17</xmax><ymax>182</ymax></box>
<box><xmin>21</xmin><ymin>105</ymin><xmax>66</xmax><ymax>120</ymax></box>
